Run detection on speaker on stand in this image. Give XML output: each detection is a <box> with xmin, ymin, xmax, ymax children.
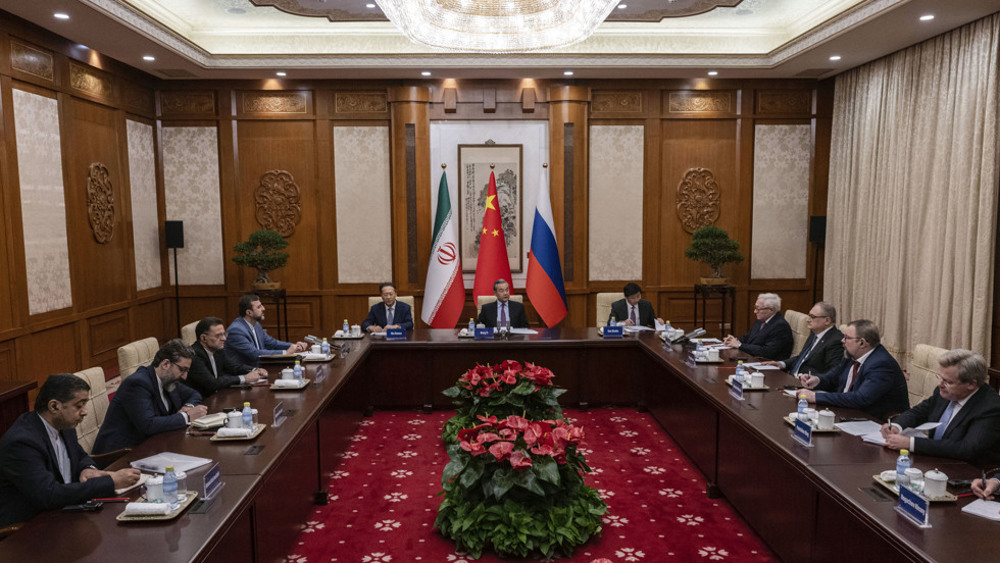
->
<box><xmin>165</xmin><ymin>221</ymin><xmax>184</xmax><ymax>336</ymax></box>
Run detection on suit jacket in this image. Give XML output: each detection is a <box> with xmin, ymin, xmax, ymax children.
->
<box><xmin>93</xmin><ymin>365</ymin><xmax>203</xmax><ymax>455</ymax></box>
<box><xmin>360</xmin><ymin>300</ymin><xmax>414</xmax><ymax>332</ymax></box>
<box><xmin>814</xmin><ymin>345</ymin><xmax>909</xmax><ymax>419</ymax></box>
<box><xmin>185</xmin><ymin>343</ymin><xmax>255</xmax><ymax>397</ymax></box>
<box><xmin>225</xmin><ymin>317</ymin><xmax>292</xmax><ymax>367</ymax></box>
<box><xmin>894</xmin><ymin>386</ymin><xmax>1000</xmax><ymax>465</ymax></box>
<box><xmin>738</xmin><ymin>312</ymin><xmax>794</xmax><ymax>360</ymax></box>
<box><xmin>780</xmin><ymin>327</ymin><xmax>844</xmax><ymax>376</ymax></box>
<box><xmin>0</xmin><ymin>412</ymin><xmax>114</xmax><ymax>527</ymax></box>
<box><xmin>478</xmin><ymin>300</ymin><xmax>529</xmax><ymax>328</ymax></box>
<box><xmin>608</xmin><ymin>299</ymin><xmax>656</xmax><ymax>328</ymax></box>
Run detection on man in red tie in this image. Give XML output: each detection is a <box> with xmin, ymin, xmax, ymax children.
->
<box><xmin>795</xmin><ymin>320</ymin><xmax>909</xmax><ymax>420</ymax></box>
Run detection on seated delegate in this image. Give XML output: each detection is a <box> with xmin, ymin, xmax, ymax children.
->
<box><xmin>226</xmin><ymin>293</ymin><xmax>309</xmax><ymax>367</ymax></box>
<box><xmin>762</xmin><ymin>301</ymin><xmax>843</xmax><ymax>376</ymax></box>
<box><xmin>607</xmin><ymin>283</ymin><xmax>663</xmax><ymax>328</ymax></box>
<box><xmin>478</xmin><ymin>279</ymin><xmax>528</xmax><ymax>329</ymax></box>
<box><xmin>723</xmin><ymin>292</ymin><xmax>794</xmax><ymax>360</ymax></box>
<box><xmin>362</xmin><ymin>282</ymin><xmax>414</xmax><ymax>333</ymax></box>
<box><xmin>186</xmin><ymin>316</ymin><xmax>267</xmax><ymax>397</ymax></box>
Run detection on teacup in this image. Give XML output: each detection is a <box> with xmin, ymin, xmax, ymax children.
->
<box><xmin>311</xmin><ymin>344</ymin><xmax>322</xmax><ymax>354</ymax></box>
<box><xmin>351</xmin><ymin>325</ymin><xmax>362</xmax><ymax>337</ymax></box>
<box><xmin>750</xmin><ymin>372</ymin><xmax>765</xmax><ymax>388</ymax></box>
<box><xmin>817</xmin><ymin>409</ymin><xmax>836</xmax><ymax>430</ymax></box>
<box><xmin>923</xmin><ymin>469</ymin><xmax>948</xmax><ymax>498</ymax></box>
<box><xmin>146</xmin><ymin>475</ymin><xmax>164</xmax><ymax>502</ymax></box>
<box><xmin>281</xmin><ymin>368</ymin><xmax>294</xmax><ymax>380</ymax></box>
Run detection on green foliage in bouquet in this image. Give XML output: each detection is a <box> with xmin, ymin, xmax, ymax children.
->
<box><xmin>441</xmin><ymin>360</ymin><xmax>566</xmax><ymax>444</ymax></box>
<box><xmin>435</xmin><ymin>414</ymin><xmax>607</xmax><ymax>559</ymax></box>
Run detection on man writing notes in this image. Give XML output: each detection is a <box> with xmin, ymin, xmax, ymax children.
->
<box><xmin>762</xmin><ymin>302</ymin><xmax>844</xmax><ymax>376</ymax></box>
<box><xmin>93</xmin><ymin>339</ymin><xmax>208</xmax><ymax>455</ymax></box>
<box><xmin>723</xmin><ymin>293</ymin><xmax>794</xmax><ymax>360</ymax></box>
<box><xmin>796</xmin><ymin>320</ymin><xmax>909</xmax><ymax>420</ymax></box>
<box><xmin>185</xmin><ymin>317</ymin><xmax>267</xmax><ymax>397</ymax></box>
<box><xmin>478</xmin><ymin>279</ymin><xmax>529</xmax><ymax>329</ymax></box>
<box><xmin>0</xmin><ymin>375</ymin><xmax>141</xmax><ymax>527</ymax></box>
<box><xmin>880</xmin><ymin>349</ymin><xmax>1000</xmax><ymax>465</ymax></box>
<box><xmin>226</xmin><ymin>293</ymin><xmax>308</xmax><ymax>367</ymax></box>
<box><xmin>362</xmin><ymin>282</ymin><xmax>414</xmax><ymax>333</ymax></box>
<box><xmin>607</xmin><ymin>283</ymin><xmax>663</xmax><ymax>329</ymax></box>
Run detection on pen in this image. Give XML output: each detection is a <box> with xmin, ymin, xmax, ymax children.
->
<box><xmin>90</xmin><ymin>497</ymin><xmax>129</xmax><ymax>503</ymax></box>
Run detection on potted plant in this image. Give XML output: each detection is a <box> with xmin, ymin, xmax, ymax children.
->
<box><xmin>684</xmin><ymin>225</ymin><xmax>744</xmax><ymax>285</ymax></box>
<box><xmin>232</xmin><ymin>229</ymin><xmax>289</xmax><ymax>289</ymax></box>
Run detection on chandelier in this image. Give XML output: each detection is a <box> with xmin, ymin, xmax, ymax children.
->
<box><xmin>375</xmin><ymin>0</ymin><xmax>620</xmax><ymax>53</ymax></box>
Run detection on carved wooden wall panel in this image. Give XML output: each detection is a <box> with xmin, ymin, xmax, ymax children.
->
<box><xmin>10</xmin><ymin>39</ymin><xmax>54</xmax><ymax>82</ymax></box>
<box><xmin>756</xmin><ymin>90</ymin><xmax>812</xmax><ymax>115</ymax></box>
<box><xmin>69</xmin><ymin>62</ymin><xmax>114</xmax><ymax>101</ymax></box>
<box><xmin>240</xmin><ymin>91</ymin><xmax>310</xmax><ymax>115</ymax></box>
<box><xmin>86</xmin><ymin>162</ymin><xmax>115</xmax><ymax>243</ymax></box>
<box><xmin>667</xmin><ymin>91</ymin><xmax>734</xmax><ymax>114</ymax></box>
<box><xmin>676</xmin><ymin>168</ymin><xmax>721</xmax><ymax>233</ymax></box>
<box><xmin>254</xmin><ymin>170</ymin><xmax>302</xmax><ymax>236</ymax></box>
<box><xmin>124</xmin><ymin>82</ymin><xmax>155</xmax><ymax>116</ymax></box>
<box><xmin>160</xmin><ymin>90</ymin><xmax>216</xmax><ymax>116</ymax></box>
<box><xmin>334</xmin><ymin>92</ymin><xmax>388</xmax><ymax>114</ymax></box>
<box><xmin>592</xmin><ymin>91</ymin><xmax>643</xmax><ymax>114</ymax></box>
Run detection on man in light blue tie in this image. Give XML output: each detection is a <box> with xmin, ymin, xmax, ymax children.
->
<box><xmin>881</xmin><ymin>349</ymin><xmax>1000</xmax><ymax>465</ymax></box>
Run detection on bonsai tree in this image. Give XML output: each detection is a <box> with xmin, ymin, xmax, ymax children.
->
<box><xmin>684</xmin><ymin>225</ymin><xmax>744</xmax><ymax>279</ymax></box>
<box><xmin>232</xmin><ymin>229</ymin><xmax>289</xmax><ymax>286</ymax></box>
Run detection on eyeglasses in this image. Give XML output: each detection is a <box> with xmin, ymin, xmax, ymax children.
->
<box><xmin>170</xmin><ymin>361</ymin><xmax>190</xmax><ymax>374</ymax></box>
<box><xmin>807</xmin><ymin>314</ymin><xmax>830</xmax><ymax>320</ymax></box>
<box><xmin>753</xmin><ymin>307</ymin><xmax>773</xmax><ymax>312</ymax></box>
<box><xmin>842</xmin><ymin>336</ymin><xmax>863</xmax><ymax>342</ymax></box>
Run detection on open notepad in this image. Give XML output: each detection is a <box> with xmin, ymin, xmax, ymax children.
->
<box><xmin>962</xmin><ymin>499</ymin><xmax>1000</xmax><ymax>521</ymax></box>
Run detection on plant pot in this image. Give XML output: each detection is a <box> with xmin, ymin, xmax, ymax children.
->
<box><xmin>253</xmin><ymin>281</ymin><xmax>281</xmax><ymax>290</ymax></box>
<box><xmin>700</xmin><ymin>277</ymin><xmax>728</xmax><ymax>286</ymax></box>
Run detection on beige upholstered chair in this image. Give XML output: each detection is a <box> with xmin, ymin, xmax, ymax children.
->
<box><xmin>595</xmin><ymin>293</ymin><xmax>621</xmax><ymax>327</ymax></box>
<box><xmin>117</xmin><ymin>337</ymin><xmax>159</xmax><ymax>380</ymax></box>
<box><xmin>783</xmin><ymin>309</ymin><xmax>810</xmax><ymax>356</ymax></box>
<box><xmin>366</xmin><ymin>296</ymin><xmax>416</xmax><ymax>309</ymax></box>
<box><xmin>180</xmin><ymin>320</ymin><xmax>198</xmax><ymax>345</ymax></box>
<box><xmin>476</xmin><ymin>295</ymin><xmax>523</xmax><ymax>317</ymax></box>
<box><xmin>72</xmin><ymin>367</ymin><xmax>108</xmax><ymax>454</ymax></box>
<box><xmin>907</xmin><ymin>344</ymin><xmax>948</xmax><ymax>405</ymax></box>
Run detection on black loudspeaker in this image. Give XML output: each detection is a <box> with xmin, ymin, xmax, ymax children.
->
<box><xmin>809</xmin><ymin>216</ymin><xmax>826</xmax><ymax>244</ymax></box>
<box><xmin>165</xmin><ymin>221</ymin><xmax>184</xmax><ymax>249</ymax></box>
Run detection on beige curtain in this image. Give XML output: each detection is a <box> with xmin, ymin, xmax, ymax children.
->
<box><xmin>826</xmin><ymin>14</ymin><xmax>1000</xmax><ymax>363</ymax></box>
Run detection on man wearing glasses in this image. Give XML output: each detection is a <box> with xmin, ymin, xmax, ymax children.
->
<box><xmin>723</xmin><ymin>293</ymin><xmax>794</xmax><ymax>360</ymax></box>
<box><xmin>93</xmin><ymin>339</ymin><xmax>207</xmax><ymax>455</ymax></box>
<box><xmin>763</xmin><ymin>302</ymin><xmax>843</xmax><ymax>376</ymax></box>
<box><xmin>882</xmin><ymin>349</ymin><xmax>1000</xmax><ymax>465</ymax></box>
<box><xmin>796</xmin><ymin>320</ymin><xmax>909</xmax><ymax>419</ymax></box>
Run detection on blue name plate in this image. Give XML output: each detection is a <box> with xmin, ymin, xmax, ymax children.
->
<box><xmin>202</xmin><ymin>463</ymin><xmax>224</xmax><ymax>501</ymax></box>
<box><xmin>603</xmin><ymin>326</ymin><xmax>623</xmax><ymax>338</ymax></box>
<box><xmin>897</xmin><ymin>484</ymin><xmax>931</xmax><ymax>527</ymax></box>
<box><xmin>792</xmin><ymin>417</ymin><xmax>814</xmax><ymax>447</ymax></box>
<box><xmin>729</xmin><ymin>378</ymin><xmax>744</xmax><ymax>401</ymax></box>
<box><xmin>386</xmin><ymin>328</ymin><xmax>406</xmax><ymax>340</ymax></box>
<box><xmin>474</xmin><ymin>327</ymin><xmax>495</xmax><ymax>340</ymax></box>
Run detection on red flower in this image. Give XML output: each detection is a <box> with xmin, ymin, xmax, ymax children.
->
<box><xmin>529</xmin><ymin>443</ymin><xmax>555</xmax><ymax>456</ymax></box>
<box><xmin>508</xmin><ymin>450</ymin><xmax>532</xmax><ymax>468</ymax></box>
<box><xmin>476</xmin><ymin>414</ymin><xmax>498</xmax><ymax>424</ymax></box>
<box><xmin>523</xmin><ymin>422</ymin><xmax>546</xmax><ymax>445</ymax></box>
<box><xmin>498</xmin><ymin>359</ymin><xmax>522</xmax><ymax>373</ymax></box>
<box><xmin>501</xmin><ymin>369</ymin><xmax>518</xmax><ymax>385</ymax></box>
<box><xmin>488</xmin><ymin>441</ymin><xmax>514</xmax><ymax>460</ymax></box>
<box><xmin>504</xmin><ymin>415</ymin><xmax>530</xmax><ymax>430</ymax></box>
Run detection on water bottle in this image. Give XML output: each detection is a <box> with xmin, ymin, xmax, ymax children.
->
<box><xmin>664</xmin><ymin>320</ymin><xmax>673</xmax><ymax>332</ymax></box>
<box><xmin>736</xmin><ymin>360</ymin><xmax>746</xmax><ymax>383</ymax></box>
<box><xmin>342</xmin><ymin>319</ymin><xmax>350</xmax><ymax>335</ymax></box>
<box><xmin>608</xmin><ymin>315</ymin><xmax>616</xmax><ymax>328</ymax></box>
<box><xmin>163</xmin><ymin>466</ymin><xmax>178</xmax><ymax>508</ymax></box>
<box><xmin>896</xmin><ymin>450</ymin><xmax>911</xmax><ymax>491</ymax></box>
<box><xmin>468</xmin><ymin>318</ymin><xmax>475</xmax><ymax>333</ymax></box>
<box><xmin>293</xmin><ymin>360</ymin><xmax>303</xmax><ymax>380</ymax></box>
<box><xmin>242</xmin><ymin>401</ymin><xmax>253</xmax><ymax>428</ymax></box>
<box><xmin>321</xmin><ymin>337</ymin><xmax>330</xmax><ymax>355</ymax></box>
<box><xmin>797</xmin><ymin>394</ymin><xmax>808</xmax><ymax>418</ymax></box>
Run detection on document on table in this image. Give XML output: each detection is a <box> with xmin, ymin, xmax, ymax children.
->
<box><xmin>742</xmin><ymin>362</ymin><xmax>780</xmax><ymax>370</ymax></box>
<box><xmin>835</xmin><ymin>420</ymin><xmax>883</xmax><ymax>436</ymax></box>
<box><xmin>624</xmin><ymin>326</ymin><xmax>654</xmax><ymax>332</ymax></box>
<box><xmin>962</xmin><ymin>499</ymin><xmax>1000</xmax><ymax>521</ymax></box>
<box><xmin>510</xmin><ymin>328</ymin><xmax>539</xmax><ymax>335</ymax></box>
<box><xmin>861</xmin><ymin>432</ymin><xmax>886</xmax><ymax>445</ymax></box>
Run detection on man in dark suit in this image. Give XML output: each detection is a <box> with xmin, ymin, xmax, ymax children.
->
<box><xmin>0</xmin><ymin>374</ymin><xmax>141</xmax><ymax>527</ymax></box>
<box><xmin>478</xmin><ymin>279</ymin><xmax>528</xmax><ymax>328</ymax></box>
<box><xmin>764</xmin><ymin>302</ymin><xmax>844</xmax><ymax>376</ymax></box>
<box><xmin>362</xmin><ymin>282</ymin><xmax>414</xmax><ymax>333</ymax></box>
<box><xmin>226</xmin><ymin>293</ymin><xmax>309</xmax><ymax>367</ymax></box>
<box><xmin>93</xmin><ymin>339</ymin><xmax>208</xmax><ymax>455</ymax></box>
<box><xmin>607</xmin><ymin>283</ymin><xmax>662</xmax><ymax>329</ymax></box>
<box><xmin>185</xmin><ymin>317</ymin><xmax>267</xmax><ymax>397</ymax></box>
<box><xmin>723</xmin><ymin>292</ymin><xmax>794</xmax><ymax>360</ymax></box>
<box><xmin>881</xmin><ymin>349</ymin><xmax>1000</xmax><ymax>465</ymax></box>
<box><xmin>798</xmin><ymin>320</ymin><xmax>909</xmax><ymax>420</ymax></box>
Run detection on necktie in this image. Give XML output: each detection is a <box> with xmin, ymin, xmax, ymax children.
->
<box><xmin>500</xmin><ymin>303</ymin><xmax>508</xmax><ymax>327</ymax></box>
<box><xmin>792</xmin><ymin>336</ymin><xmax>816</xmax><ymax>375</ymax></box>
<box><xmin>933</xmin><ymin>401</ymin><xmax>957</xmax><ymax>439</ymax></box>
<box><xmin>387</xmin><ymin>306</ymin><xmax>394</xmax><ymax>326</ymax></box>
<box><xmin>845</xmin><ymin>361</ymin><xmax>860</xmax><ymax>392</ymax></box>
<box><xmin>630</xmin><ymin>306</ymin><xmax>637</xmax><ymax>325</ymax></box>
<box><xmin>208</xmin><ymin>352</ymin><xmax>218</xmax><ymax>378</ymax></box>
<box><xmin>249</xmin><ymin>322</ymin><xmax>261</xmax><ymax>349</ymax></box>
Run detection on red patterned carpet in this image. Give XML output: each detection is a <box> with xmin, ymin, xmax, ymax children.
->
<box><xmin>283</xmin><ymin>409</ymin><xmax>777</xmax><ymax>563</ymax></box>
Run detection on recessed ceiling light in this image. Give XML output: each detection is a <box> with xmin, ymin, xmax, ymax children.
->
<box><xmin>54</xmin><ymin>12</ymin><xmax>70</xmax><ymax>20</ymax></box>
<box><xmin>563</xmin><ymin>70</ymin><xmax>574</xmax><ymax>76</ymax></box>
<box><xmin>366</xmin><ymin>3</ymin><xmax>376</xmax><ymax>8</ymax></box>
<box><xmin>421</xmin><ymin>71</ymin><xmax>431</xmax><ymax>76</ymax></box>
<box><xmin>617</xmin><ymin>3</ymin><xmax>627</xmax><ymax>9</ymax></box>
<box><xmin>920</xmin><ymin>14</ymin><xmax>935</xmax><ymax>22</ymax></box>
<box><xmin>276</xmin><ymin>72</ymin><xmax>287</xmax><ymax>77</ymax></box>
<box><xmin>142</xmin><ymin>55</ymin><xmax>155</xmax><ymax>62</ymax></box>
<box><xmin>707</xmin><ymin>71</ymin><xmax>718</xmax><ymax>76</ymax></box>
<box><xmin>829</xmin><ymin>55</ymin><xmax>841</xmax><ymax>61</ymax></box>
<box><xmin>227</xmin><ymin>8</ymin><xmax>246</xmax><ymax>14</ymax></box>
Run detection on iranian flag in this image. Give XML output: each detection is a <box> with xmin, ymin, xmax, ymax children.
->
<box><xmin>421</xmin><ymin>170</ymin><xmax>466</xmax><ymax>328</ymax></box>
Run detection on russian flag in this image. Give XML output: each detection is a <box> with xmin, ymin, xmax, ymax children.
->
<box><xmin>526</xmin><ymin>167</ymin><xmax>567</xmax><ymax>326</ymax></box>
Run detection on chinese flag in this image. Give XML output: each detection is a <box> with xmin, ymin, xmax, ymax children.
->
<box><xmin>472</xmin><ymin>171</ymin><xmax>513</xmax><ymax>303</ymax></box>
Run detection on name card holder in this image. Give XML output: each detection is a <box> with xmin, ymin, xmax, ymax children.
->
<box><xmin>474</xmin><ymin>327</ymin><xmax>495</xmax><ymax>340</ymax></box>
<box><xmin>201</xmin><ymin>463</ymin><xmax>224</xmax><ymax>501</ymax></box>
<box><xmin>729</xmin><ymin>378</ymin><xmax>745</xmax><ymax>401</ymax></box>
<box><xmin>603</xmin><ymin>326</ymin><xmax>623</xmax><ymax>339</ymax></box>
<box><xmin>792</xmin><ymin>417</ymin><xmax>814</xmax><ymax>448</ymax></box>
<box><xmin>272</xmin><ymin>400</ymin><xmax>286</xmax><ymax>428</ymax></box>
<box><xmin>896</xmin><ymin>485</ymin><xmax>932</xmax><ymax>528</ymax></box>
<box><xmin>386</xmin><ymin>328</ymin><xmax>406</xmax><ymax>340</ymax></box>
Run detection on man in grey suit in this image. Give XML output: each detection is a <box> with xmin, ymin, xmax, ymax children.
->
<box><xmin>763</xmin><ymin>302</ymin><xmax>844</xmax><ymax>376</ymax></box>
